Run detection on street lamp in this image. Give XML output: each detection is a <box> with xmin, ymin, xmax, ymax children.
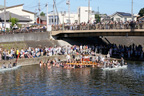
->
<box><xmin>61</xmin><ymin>11</ymin><xmax>66</xmax><ymax>31</ymax></box>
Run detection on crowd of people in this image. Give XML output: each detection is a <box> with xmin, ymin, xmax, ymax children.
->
<box><xmin>0</xmin><ymin>25</ymin><xmax>47</xmax><ymax>34</ymax></box>
<box><xmin>0</xmin><ymin>44</ymin><xmax>143</xmax><ymax>61</ymax></box>
<box><xmin>38</xmin><ymin>46</ymin><xmax>126</xmax><ymax>69</ymax></box>
<box><xmin>0</xmin><ymin>43</ymin><xmax>143</xmax><ymax>69</ymax></box>
<box><xmin>52</xmin><ymin>20</ymin><xmax>144</xmax><ymax>31</ymax></box>
<box><xmin>0</xmin><ymin>20</ymin><xmax>143</xmax><ymax>34</ymax></box>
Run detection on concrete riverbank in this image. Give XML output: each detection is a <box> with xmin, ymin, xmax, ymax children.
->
<box><xmin>0</xmin><ymin>55</ymin><xmax>79</xmax><ymax>68</ymax></box>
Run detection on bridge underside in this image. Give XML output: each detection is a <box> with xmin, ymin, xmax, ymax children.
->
<box><xmin>55</xmin><ymin>32</ymin><xmax>144</xmax><ymax>37</ymax></box>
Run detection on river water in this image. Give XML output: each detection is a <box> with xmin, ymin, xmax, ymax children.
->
<box><xmin>0</xmin><ymin>61</ymin><xmax>144</xmax><ymax>96</ymax></box>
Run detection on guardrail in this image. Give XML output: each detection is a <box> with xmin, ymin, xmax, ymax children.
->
<box><xmin>0</xmin><ymin>28</ymin><xmax>47</xmax><ymax>35</ymax></box>
<box><xmin>51</xmin><ymin>23</ymin><xmax>144</xmax><ymax>31</ymax></box>
<box><xmin>0</xmin><ymin>23</ymin><xmax>144</xmax><ymax>35</ymax></box>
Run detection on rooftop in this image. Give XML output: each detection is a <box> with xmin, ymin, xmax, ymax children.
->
<box><xmin>0</xmin><ymin>4</ymin><xmax>24</xmax><ymax>10</ymax></box>
<box><xmin>0</xmin><ymin>11</ymin><xmax>32</xmax><ymax>22</ymax></box>
<box><xmin>117</xmin><ymin>12</ymin><xmax>132</xmax><ymax>17</ymax></box>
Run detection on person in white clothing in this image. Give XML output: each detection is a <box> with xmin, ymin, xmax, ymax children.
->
<box><xmin>66</xmin><ymin>54</ymin><xmax>71</xmax><ymax>62</ymax></box>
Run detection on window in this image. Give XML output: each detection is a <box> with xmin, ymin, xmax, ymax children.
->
<box><xmin>85</xmin><ymin>10</ymin><xmax>88</xmax><ymax>12</ymax></box>
<box><xmin>22</xmin><ymin>15</ymin><xmax>30</xmax><ymax>18</ymax></box>
<box><xmin>116</xmin><ymin>18</ymin><xmax>120</xmax><ymax>22</ymax></box>
<box><xmin>125</xmin><ymin>18</ymin><xmax>127</xmax><ymax>22</ymax></box>
<box><xmin>67</xmin><ymin>19</ymin><xmax>70</xmax><ymax>23</ymax></box>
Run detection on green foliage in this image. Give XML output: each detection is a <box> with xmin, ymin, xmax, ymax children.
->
<box><xmin>6</xmin><ymin>28</ymin><xmax>10</xmax><ymax>32</ymax></box>
<box><xmin>9</xmin><ymin>18</ymin><xmax>19</xmax><ymax>27</ymax></box>
<box><xmin>40</xmin><ymin>12</ymin><xmax>45</xmax><ymax>16</ymax></box>
<box><xmin>17</xmin><ymin>24</ymin><xmax>22</xmax><ymax>28</ymax></box>
<box><xmin>138</xmin><ymin>8</ymin><xmax>144</xmax><ymax>17</ymax></box>
<box><xmin>95</xmin><ymin>14</ymin><xmax>101</xmax><ymax>23</ymax></box>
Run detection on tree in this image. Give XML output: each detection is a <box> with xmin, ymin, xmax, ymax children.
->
<box><xmin>95</xmin><ymin>14</ymin><xmax>101</xmax><ymax>23</ymax></box>
<box><xmin>40</xmin><ymin>12</ymin><xmax>45</xmax><ymax>16</ymax></box>
<box><xmin>9</xmin><ymin>17</ymin><xmax>19</xmax><ymax>27</ymax></box>
<box><xmin>138</xmin><ymin>8</ymin><xmax>144</xmax><ymax>17</ymax></box>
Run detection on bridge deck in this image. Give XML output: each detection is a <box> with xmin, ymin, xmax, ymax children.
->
<box><xmin>52</xmin><ymin>29</ymin><xmax>144</xmax><ymax>36</ymax></box>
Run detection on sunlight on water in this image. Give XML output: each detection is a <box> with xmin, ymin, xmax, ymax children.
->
<box><xmin>0</xmin><ymin>62</ymin><xmax>144</xmax><ymax>96</ymax></box>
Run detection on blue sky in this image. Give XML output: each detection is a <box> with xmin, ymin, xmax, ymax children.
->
<box><xmin>0</xmin><ymin>0</ymin><xmax>143</xmax><ymax>15</ymax></box>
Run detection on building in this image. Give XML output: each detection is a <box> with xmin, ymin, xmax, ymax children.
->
<box><xmin>0</xmin><ymin>4</ymin><xmax>35</xmax><ymax>24</ymax></box>
<box><xmin>0</xmin><ymin>11</ymin><xmax>32</xmax><ymax>23</ymax></box>
<box><xmin>48</xmin><ymin>13</ymin><xmax>78</xmax><ymax>25</ymax></box>
<box><xmin>0</xmin><ymin>11</ymin><xmax>32</xmax><ymax>29</ymax></box>
<box><xmin>37</xmin><ymin>16</ymin><xmax>47</xmax><ymax>25</ymax></box>
<box><xmin>99</xmin><ymin>14</ymin><xmax>111</xmax><ymax>22</ymax></box>
<box><xmin>47</xmin><ymin>6</ymin><xmax>95</xmax><ymax>25</ymax></box>
<box><xmin>111</xmin><ymin>12</ymin><xmax>137</xmax><ymax>22</ymax></box>
<box><xmin>78</xmin><ymin>7</ymin><xmax>95</xmax><ymax>23</ymax></box>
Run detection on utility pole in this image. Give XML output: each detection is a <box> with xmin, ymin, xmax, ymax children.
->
<box><xmin>4</xmin><ymin>0</ymin><xmax>6</xmax><ymax>29</ymax></box>
<box><xmin>46</xmin><ymin>3</ymin><xmax>49</xmax><ymax>31</ymax></box>
<box><xmin>98</xmin><ymin>7</ymin><xmax>99</xmax><ymax>14</ymax></box>
<box><xmin>69</xmin><ymin>0</ymin><xmax>70</xmax><ymax>24</ymax></box>
<box><xmin>88</xmin><ymin>0</ymin><xmax>90</xmax><ymax>29</ymax></box>
<box><xmin>35</xmin><ymin>9</ymin><xmax>37</xmax><ymax>24</ymax></box>
<box><xmin>53</xmin><ymin>0</ymin><xmax>56</xmax><ymax>31</ymax></box>
<box><xmin>38</xmin><ymin>0</ymin><xmax>41</xmax><ymax>25</ymax></box>
<box><xmin>88</xmin><ymin>0</ymin><xmax>90</xmax><ymax>23</ymax></box>
<box><xmin>61</xmin><ymin>11</ymin><xmax>66</xmax><ymax>31</ymax></box>
<box><xmin>131</xmin><ymin>0</ymin><xmax>134</xmax><ymax>21</ymax></box>
<box><xmin>53</xmin><ymin>0</ymin><xmax>55</xmax><ymax>26</ymax></box>
<box><xmin>66</xmin><ymin>0</ymin><xmax>70</xmax><ymax>24</ymax></box>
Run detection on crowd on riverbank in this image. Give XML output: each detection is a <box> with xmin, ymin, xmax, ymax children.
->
<box><xmin>0</xmin><ymin>43</ymin><xmax>143</xmax><ymax>61</ymax></box>
<box><xmin>1</xmin><ymin>43</ymin><xmax>142</xmax><ymax>69</ymax></box>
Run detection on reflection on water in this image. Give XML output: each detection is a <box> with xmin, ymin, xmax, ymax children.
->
<box><xmin>0</xmin><ymin>62</ymin><xmax>144</xmax><ymax>96</ymax></box>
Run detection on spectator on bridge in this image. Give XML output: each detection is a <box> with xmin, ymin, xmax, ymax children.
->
<box><xmin>129</xmin><ymin>21</ymin><xmax>136</xmax><ymax>32</ymax></box>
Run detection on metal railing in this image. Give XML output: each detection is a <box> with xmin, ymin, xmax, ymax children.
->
<box><xmin>0</xmin><ymin>28</ymin><xmax>47</xmax><ymax>35</ymax></box>
<box><xmin>51</xmin><ymin>22</ymin><xmax>144</xmax><ymax>31</ymax></box>
<box><xmin>0</xmin><ymin>22</ymin><xmax>144</xmax><ymax>35</ymax></box>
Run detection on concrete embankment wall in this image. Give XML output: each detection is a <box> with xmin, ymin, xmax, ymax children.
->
<box><xmin>0</xmin><ymin>32</ymin><xmax>50</xmax><ymax>43</ymax></box>
<box><xmin>0</xmin><ymin>55</ymin><xmax>79</xmax><ymax>68</ymax></box>
<box><xmin>0</xmin><ymin>40</ymin><xmax>71</xmax><ymax>49</ymax></box>
<box><xmin>103</xmin><ymin>36</ymin><xmax>144</xmax><ymax>47</ymax></box>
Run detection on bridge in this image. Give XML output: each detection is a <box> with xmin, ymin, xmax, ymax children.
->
<box><xmin>51</xmin><ymin>29</ymin><xmax>144</xmax><ymax>37</ymax></box>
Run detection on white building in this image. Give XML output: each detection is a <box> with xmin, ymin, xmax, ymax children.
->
<box><xmin>48</xmin><ymin>13</ymin><xmax>78</xmax><ymax>25</ymax></box>
<box><xmin>0</xmin><ymin>4</ymin><xmax>35</xmax><ymax>24</ymax></box>
<box><xmin>78</xmin><ymin>7</ymin><xmax>95</xmax><ymax>23</ymax></box>
<box><xmin>48</xmin><ymin>6</ymin><xmax>95</xmax><ymax>25</ymax></box>
<box><xmin>111</xmin><ymin>12</ymin><xmax>137</xmax><ymax>22</ymax></box>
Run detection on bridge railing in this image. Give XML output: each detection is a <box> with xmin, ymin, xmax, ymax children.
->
<box><xmin>0</xmin><ymin>28</ymin><xmax>47</xmax><ymax>35</ymax></box>
<box><xmin>0</xmin><ymin>23</ymin><xmax>143</xmax><ymax>35</ymax></box>
<box><xmin>52</xmin><ymin>23</ymin><xmax>144</xmax><ymax>31</ymax></box>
